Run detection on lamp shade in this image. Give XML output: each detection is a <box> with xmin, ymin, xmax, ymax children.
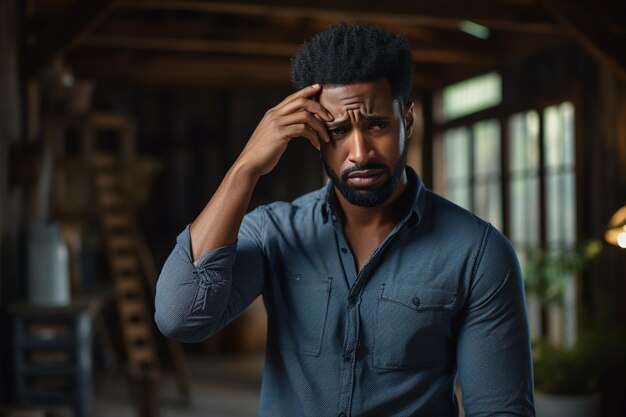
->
<box><xmin>605</xmin><ymin>204</ymin><xmax>626</xmax><ymax>248</ymax></box>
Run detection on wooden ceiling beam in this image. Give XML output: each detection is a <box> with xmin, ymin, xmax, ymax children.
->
<box><xmin>77</xmin><ymin>34</ymin><xmax>498</xmax><ymax>65</ymax></box>
<box><xmin>91</xmin><ymin>13</ymin><xmax>496</xmax><ymax>53</ymax></box>
<box><xmin>26</xmin><ymin>0</ymin><xmax>121</xmax><ymax>78</ymax></box>
<box><xmin>540</xmin><ymin>0</ymin><xmax>626</xmax><ymax>80</ymax></box>
<box><xmin>69</xmin><ymin>54</ymin><xmax>292</xmax><ymax>87</ymax></box>
<box><xmin>67</xmin><ymin>52</ymin><xmax>446</xmax><ymax>89</ymax></box>
<box><xmin>120</xmin><ymin>0</ymin><xmax>562</xmax><ymax>34</ymax></box>
<box><xmin>79</xmin><ymin>35</ymin><xmax>300</xmax><ymax>56</ymax></box>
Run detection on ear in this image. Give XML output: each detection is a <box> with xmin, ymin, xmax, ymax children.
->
<box><xmin>403</xmin><ymin>101</ymin><xmax>415</xmax><ymax>138</ymax></box>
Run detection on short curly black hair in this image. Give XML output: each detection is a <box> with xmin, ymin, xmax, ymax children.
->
<box><xmin>291</xmin><ymin>23</ymin><xmax>413</xmax><ymax>102</ymax></box>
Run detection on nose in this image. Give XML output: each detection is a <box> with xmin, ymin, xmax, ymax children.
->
<box><xmin>347</xmin><ymin>128</ymin><xmax>375</xmax><ymax>165</ymax></box>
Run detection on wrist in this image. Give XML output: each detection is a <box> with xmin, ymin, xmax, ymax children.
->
<box><xmin>229</xmin><ymin>159</ymin><xmax>262</xmax><ymax>183</ymax></box>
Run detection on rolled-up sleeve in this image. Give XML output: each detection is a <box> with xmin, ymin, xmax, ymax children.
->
<box><xmin>155</xmin><ymin>207</ymin><xmax>267</xmax><ymax>343</ymax></box>
<box><xmin>456</xmin><ymin>225</ymin><xmax>535</xmax><ymax>416</ymax></box>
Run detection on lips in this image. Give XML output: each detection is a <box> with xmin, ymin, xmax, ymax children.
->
<box><xmin>346</xmin><ymin>169</ymin><xmax>386</xmax><ymax>187</ymax></box>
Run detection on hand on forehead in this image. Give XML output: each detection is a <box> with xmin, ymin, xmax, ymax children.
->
<box><xmin>317</xmin><ymin>79</ymin><xmax>397</xmax><ymax>121</ymax></box>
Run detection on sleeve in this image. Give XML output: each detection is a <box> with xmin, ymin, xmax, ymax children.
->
<box><xmin>456</xmin><ymin>225</ymin><xmax>535</xmax><ymax>417</ymax></box>
<box><xmin>154</xmin><ymin>207</ymin><xmax>267</xmax><ymax>343</ymax></box>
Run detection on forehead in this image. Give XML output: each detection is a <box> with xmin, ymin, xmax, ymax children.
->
<box><xmin>318</xmin><ymin>79</ymin><xmax>395</xmax><ymax>116</ymax></box>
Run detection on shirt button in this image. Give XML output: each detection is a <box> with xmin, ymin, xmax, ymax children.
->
<box><xmin>340</xmin><ymin>247</ymin><xmax>348</xmax><ymax>254</ymax></box>
<box><xmin>344</xmin><ymin>353</ymin><xmax>352</xmax><ymax>362</ymax></box>
<box><xmin>412</xmin><ymin>297</ymin><xmax>421</xmax><ymax>307</ymax></box>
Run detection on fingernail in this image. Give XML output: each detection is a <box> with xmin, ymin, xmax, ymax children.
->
<box><xmin>326</xmin><ymin>111</ymin><xmax>333</xmax><ymax>120</ymax></box>
<box><xmin>312</xmin><ymin>84</ymin><xmax>320</xmax><ymax>88</ymax></box>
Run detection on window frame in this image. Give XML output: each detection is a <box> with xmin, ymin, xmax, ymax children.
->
<box><xmin>431</xmin><ymin>81</ymin><xmax>585</xmax><ymax>342</ymax></box>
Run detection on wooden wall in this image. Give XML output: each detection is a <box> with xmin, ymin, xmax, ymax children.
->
<box><xmin>586</xmin><ymin>65</ymin><xmax>626</xmax><ymax>416</ymax></box>
<box><xmin>0</xmin><ymin>0</ymin><xmax>24</xmax><ymax>403</ymax></box>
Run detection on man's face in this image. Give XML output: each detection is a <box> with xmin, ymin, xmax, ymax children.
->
<box><xmin>318</xmin><ymin>79</ymin><xmax>413</xmax><ymax>207</ymax></box>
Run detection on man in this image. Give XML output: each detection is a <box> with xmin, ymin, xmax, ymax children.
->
<box><xmin>155</xmin><ymin>24</ymin><xmax>535</xmax><ymax>416</ymax></box>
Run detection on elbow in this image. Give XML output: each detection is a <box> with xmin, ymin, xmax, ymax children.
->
<box><xmin>154</xmin><ymin>305</ymin><xmax>223</xmax><ymax>343</ymax></box>
<box><xmin>154</xmin><ymin>308</ymin><xmax>188</xmax><ymax>342</ymax></box>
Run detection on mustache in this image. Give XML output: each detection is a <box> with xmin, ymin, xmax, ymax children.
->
<box><xmin>341</xmin><ymin>163</ymin><xmax>390</xmax><ymax>182</ymax></box>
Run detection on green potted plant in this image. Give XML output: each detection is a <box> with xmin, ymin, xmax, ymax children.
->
<box><xmin>532</xmin><ymin>319</ymin><xmax>625</xmax><ymax>417</ymax></box>
<box><xmin>523</xmin><ymin>240</ymin><xmax>602</xmax><ymax>308</ymax></box>
<box><xmin>522</xmin><ymin>240</ymin><xmax>608</xmax><ymax>417</ymax></box>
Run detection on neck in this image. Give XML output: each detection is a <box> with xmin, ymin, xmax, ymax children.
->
<box><xmin>334</xmin><ymin>172</ymin><xmax>409</xmax><ymax>229</ymax></box>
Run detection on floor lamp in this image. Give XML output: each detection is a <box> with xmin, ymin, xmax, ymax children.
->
<box><xmin>605</xmin><ymin>204</ymin><xmax>626</xmax><ymax>248</ymax></box>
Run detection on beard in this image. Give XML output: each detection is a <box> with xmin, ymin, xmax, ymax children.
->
<box><xmin>322</xmin><ymin>145</ymin><xmax>408</xmax><ymax>208</ymax></box>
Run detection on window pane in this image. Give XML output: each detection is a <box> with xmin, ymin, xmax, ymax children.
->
<box><xmin>544</xmin><ymin>102</ymin><xmax>576</xmax><ymax>246</ymax></box>
<box><xmin>561</xmin><ymin>102</ymin><xmax>575</xmax><ymax>167</ymax></box>
<box><xmin>473</xmin><ymin>119</ymin><xmax>500</xmax><ymax>176</ymax></box>
<box><xmin>442</xmin><ymin>127</ymin><xmax>471</xmax><ymax>210</ymax></box>
<box><xmin>474</xmin><ymin>181</ymin><xmax>502</xmax><ymax>230</ymax></box>
<box><xmin>509</xmin><ymin>111</ymin><xmax>541</xmax><ymax>249</ymax></box>
<box><xmin>441</xmin><ymin>72</ymin><xmax>502</xmax><ymax>121</ymax></box>
<box><xmin>509</xmin><ymin>111</ymin><xmax>539</xmax><ymax>172</ymax></box>
<box><xmin>544</xmin><ymin>102</ymin><xmax>575</xmax><ymax>168</ymax></box>
<box><xmin>444</xmin><ymin>127</ymin><xmax>470</xmax><ymax>180</ymax></box>
<box><xmin>546</xmin><ymin>172</ymin><xmax>577</xmax><ymax>245</ymax></box>
<box><xmin>473</xmin><ymin>119</ymin><xmax>502</xmax><ymax>228</ymax></box>
<box><xmin>448</xmin><ymin>186</ymin><xmax>471</xmax><ymax>209</ymax></box>
<box><xmin>510</xmin><ymin>175</ymin><xmax>540</xmax><ymax>248</ymax></box>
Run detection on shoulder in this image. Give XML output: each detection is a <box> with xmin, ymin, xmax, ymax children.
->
<box><xmin>248</xmin><ymin>185</ymin><xmax>327</xmax><ymax>225</ymax></box>
<box><xmin>419</xmin><ymin>189</ymin><xmax>519</xmax><ymax>278</ymax></box>
<box><xmin>421</xmin><ymin>188</ymin><xmax>491</xmax><ymax>245</ymax></box>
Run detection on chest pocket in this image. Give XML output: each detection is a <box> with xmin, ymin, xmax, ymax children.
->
<box><xmin>373</xmin><ymin>284</ymin><xmax>456</xmax><ymax>369</ymax></box>
<box><xmin>276</xmin><ymin>274</ymin><xmax>332</xmax><ymax>357</ymax></box>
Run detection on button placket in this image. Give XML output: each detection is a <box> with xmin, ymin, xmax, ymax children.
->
<box><xmin>336</xmin><ymin>294</ymin><xmax>361</xmax><ymax>417</ymax></box>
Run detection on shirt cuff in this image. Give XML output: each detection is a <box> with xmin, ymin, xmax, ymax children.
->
<box><xmin>176</xmin><ymin>224</ymin><xmax>238</xmax><ymax>270</ymax></box>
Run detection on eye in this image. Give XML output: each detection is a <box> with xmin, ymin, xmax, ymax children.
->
<box><xmin>329</xmin><ymin>127</ymin><xmax>348</xmax><ymax>137</ymax></box>
<box><xmin>370</xmin><ymin>121</ymin><xmax>389</xmax><ymax>130</ymax></box>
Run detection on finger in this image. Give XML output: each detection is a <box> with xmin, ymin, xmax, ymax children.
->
<box><xmin>275</xmin><ymin>84</ymin><xmax>322</xmax><ymax>108</ymax></box>
<box><xmin>276</xmin><ymin>97</ymin><xmax>333</xmax><ymax>122</ymax></box>
<box><xmin>281</xmin><ymin>111</ymin><xmax>331</xmax><ymax>143</ymax></box>
<box><xmin>282</xmin><ymin>124</ymin><xmax>321</xmax><ymax>151</ymax></box>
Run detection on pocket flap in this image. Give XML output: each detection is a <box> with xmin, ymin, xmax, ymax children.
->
<box><xmin>380</xmin><ymin>284</ymin><xmax>456</xmax><ymax>311</ymax></box>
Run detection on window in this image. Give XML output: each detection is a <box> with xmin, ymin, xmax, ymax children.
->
<box><xmin>439</xmin><ymin>72</ymin><xmax>502</xmax><ymax>121</ymax></box>
<box><xmin>434</xmin><ymin>74</ymin><xmax>578</xmax><ymax>345</ymax></box>
<box><xmin>436</xmin><ymin>120</ymin><xmax>502</xmax><ymax>229</ymax></box>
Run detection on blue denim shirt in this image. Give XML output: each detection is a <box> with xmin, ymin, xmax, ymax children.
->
<box><xmin>155</xmin><ymin>168</ymin><xmax>535</xmax><ymax>417</ymax></box>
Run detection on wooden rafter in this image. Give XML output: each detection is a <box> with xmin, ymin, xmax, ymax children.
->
<box><xmin>121</xmin><ymin>0</ymin><xmax>561</xmax><ymax>34</ymax></box>
<box><xmin>540</xmin><ymin>0</ymin><xmax>626</xmax><ymax>80</ymax></box>
<box><xmin>66</xmin><ymin>51</ymin><xmax>451</xmax><ymax>89</ymax></box>
<box><xmin>26</xmin><ymin>0</ymin><xmax>120</xmax><ymax>77</ymax></box>
<box><xmin>79</xmin><ymin>35</ymin><xmax>300</xmax><ymax>56</ymax></box>
<box><xmin>77</xmin><ymin>34</ymin><xmax>498</xmax><ymax>65</ymax></box>
<box><xmin>69</xmin><ymin>53</ymin><xmax>292</xmax><ymax>87</ymax></box>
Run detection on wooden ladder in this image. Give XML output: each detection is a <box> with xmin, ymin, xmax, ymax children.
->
<box><xmin>82</xmin><ymin>114</ymin><xmax>191</xmax><ymax>416</ymax></box>
<box><xmin>93</xmin><ymin>154</ymin><xmax>160</xmax><ymax>416</ymax></box>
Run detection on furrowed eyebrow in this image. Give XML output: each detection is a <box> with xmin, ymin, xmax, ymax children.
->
<box><xmin>325</xmin><ymin>113</ymin><xmax>389</xmax><ymax>128</ymax></box>
<box><xmin>361</xmin><ymin>114</ymin><xmax>389</xmax><ymax>122</ymax></box>
<box><xmin>325</xmin><ymin>120</ymin><xmax>350</xmax><ymax>129</ymax></box>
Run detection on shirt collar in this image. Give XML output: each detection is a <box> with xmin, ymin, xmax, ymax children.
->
<box><xmin>321</xmin><ymin>166</ymin><xmax>425</xmax><ymax>226</ymax></box>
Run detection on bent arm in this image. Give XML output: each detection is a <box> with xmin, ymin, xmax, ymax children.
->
<box><xmin>155</xmin><ymin>209</ymin><xmax>266</xmax><ymax>342</ymax></box>
<box><xmin>456</xmin><ymin>226</ymin><xmax>535</xmax><ymax>417</ymax></box>
<box><xmin>155</xmin><ymin>84</ymin><xmax>331</xmax><ymax>342</ymax></box>
<box><xmin>190</xmin><ymin>84</ymin><xmax>331</xmax><ymax>262</ymax></box>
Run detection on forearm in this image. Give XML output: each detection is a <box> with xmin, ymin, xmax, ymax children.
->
<box><xmin>155</xmin><ymin>227</ymin><xmax>238</xmax><ymax>342</ymax></box>
<box><xmin>157</xmin><ymin>163</ymin><xmax>259</xmax><ymax>340</ymax></box>
<box><xmin>190</xmin><ymin>161</ymin><xmax>259</xmax><ymax>265</ymax></box>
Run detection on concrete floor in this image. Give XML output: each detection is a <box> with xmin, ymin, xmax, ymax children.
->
<box><xmin>92</xmin><ymin>355</ymin><xmax>263</xmax><ymax>417</ymax></box>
